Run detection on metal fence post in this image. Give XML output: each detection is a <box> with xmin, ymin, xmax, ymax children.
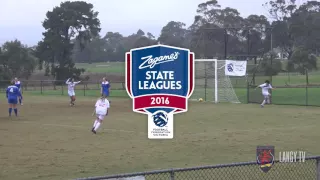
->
<box><xmin>41</xmin><ymin>81</ymin><xmax>43</xmax><ymax>95</ymax></box>
<box><xmin>121</xmin><ymin>82</ymin><xmax>125</xmax><ymax>90</ymax></box>
<box><xmin>305</xmin><ymin>68</ymin><xmax>308</xmax><ymax>106</ymax></box>
<box><xmin>204</xmin><ymin>62</ymin><xmax>207</xmax><ymax>101</ymax></box>
<box><xmin>306</xmin><ymin>84</ymin><xmax>308</xmax><ymax>106</ymax></box>
<box><xmin>247</xmin><ymin>81</ymin><xmax>249</xmax><ymax>103</ymax></box>
<box><xmin>224</xmin><ymin>28</ymin><xmax>228</xmax><ymax>59</ymax></box>
<box><xmin>170</xmin><ymin>169</ymin><xmax>175</xmax><ymax>180</ymax></box>
<box><xmin>61</xmin><ymin>84</ymin><xmax>63</xmax><ymax>95</ymax></box>
<box><xmin>317</xmin><ymin>158</ymin><xmax>320</xmax><ymax>180</ymax></box>
<box><xmin>84</xmin><ymin>83</ymin><xmax>86</xmax><ymax>96</ymax></box>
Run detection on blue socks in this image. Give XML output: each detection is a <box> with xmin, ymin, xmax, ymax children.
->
<box><xmin>8</xmin><ymin>108</ymin><xmax>18</xmax><ymax>116</ymax></box>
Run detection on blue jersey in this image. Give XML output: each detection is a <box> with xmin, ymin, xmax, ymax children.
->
<box><xmin>6</xmin><ymin>85</ymin><xmax>21</xmax><ymax>99</ymax></box>
<box><xmin>101</xmin><ymin>81</ymin><xmax>110</xmax><ymax>93</ymax></box>
<box><xmin>15</xmin><ymin>81</ymin><xmax>21</xmax><ymax>91</ymax></box>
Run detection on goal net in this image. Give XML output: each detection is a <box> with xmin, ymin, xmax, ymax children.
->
<box><xmin>191</xmin><ymin>59</ymin><xmax>246</xmax><ymax>103</ymax></box>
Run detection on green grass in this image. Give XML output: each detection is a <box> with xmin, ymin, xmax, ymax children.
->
<box><xmin>75</xmin><ymin>62</ymin><xmax>125</xmax><ymax>74</ymax></box>
<box><xmin>253</xmin><ymin>73</ymin><xmax>320</xmax><ymax>86</ymax></box>
<box><xmin>74</xmin><ymin>62</ymin><xmax>320</xmax><ymax>86</ymax></box>
<box><xmin>0</xmin><ymin>95</ymin><xmax>320</xmax><ymax>180</ymax></box>
<box><xmin>24</xmin><ymin>89</ymin><xmax>128</xmax><ymax>97</ymax></box>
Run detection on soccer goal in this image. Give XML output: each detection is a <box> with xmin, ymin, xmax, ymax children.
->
<box><xmin>191</xmin><ymin>59</ymin><xmax>247</xmax><ymax>103</ymax></box>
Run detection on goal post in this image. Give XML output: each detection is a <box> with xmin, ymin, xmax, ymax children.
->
<box><xmin>191</xmin><ymin>59</ymin><xmax>247</xmax><ymax>103</ymax></box>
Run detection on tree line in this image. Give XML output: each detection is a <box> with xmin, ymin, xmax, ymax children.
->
<box><xmin>0</xmin><ymin>0</ymin><xmax>319</xmax><ymax>81</ymax></box>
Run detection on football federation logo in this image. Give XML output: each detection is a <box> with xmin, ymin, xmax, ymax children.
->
<box><xmin>153</xmin><ymin>111</ymin><xmax>168</xmax><ymax>127</ymax></box>
<box><xmin>227</xmin><ymin>63</ymin><xmax>233</xmax><ymax>72</ymax></box>
<box><xmin>125</xmin><ymin>45</ymin><xmax>195</xmax><ymax>139</ymax></box>
<box><xmin>256</xmin><ymin>146</ymin><xmax>275</xmax><ymax>173</ymax></box>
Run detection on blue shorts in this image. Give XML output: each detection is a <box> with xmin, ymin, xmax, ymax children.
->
<box><xmin>102</xmin><ymin>91</ymin><xmax>109</xmax><ymax>97</ymax></box>
<box><xmin>8</xmin><ymin>98</ymin><xmax>18</xmax><ymax>104</ymax></box>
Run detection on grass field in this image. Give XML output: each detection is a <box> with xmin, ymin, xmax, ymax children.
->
<box><xmin>74</xmin><ymin>62</ymin><xmax>320</xmax><ymax>86</ymax></box>
<box><xmin>1</xmin><ymin>95</ymin><xmax>320</xmax><ymax>180</ymax></box>
<box><xmin>75</xmin><ymin>62</ymin><xmax>125</xmax><ymax>74</ymax></box>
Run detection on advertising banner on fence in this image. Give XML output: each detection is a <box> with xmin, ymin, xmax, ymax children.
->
<box><xmin>125</xmin><ymin>45</ymin><xmax>195</xmax><ymax>139</ymax></box>
<box><xmin>225</xmin><ymin>60</ymin><xmax>247</xmax><ymax>76</ymax></box>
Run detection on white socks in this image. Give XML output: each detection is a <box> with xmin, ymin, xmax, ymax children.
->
<box><xmin>94</xmin><ymin>122</ymin><xmax>101</xmax><ymax>131</ymax></box>
<box><xmin>93</xmin><ymin>120</ymin><xmax>98</xmax><ymax>127</ymax></box>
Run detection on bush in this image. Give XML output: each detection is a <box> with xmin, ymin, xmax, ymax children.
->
<box><xmin>259</xmin><ymin>53</ymin><xmax>282</xmax><ymax>76</ymax></box>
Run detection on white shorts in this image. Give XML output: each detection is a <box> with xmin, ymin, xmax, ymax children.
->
<box><xmin>96</xmin><ymin>114</ymin><xmax>105</xmax><ymax>120</ymax></box>
<box><xmin>263</xmin><ymin>93</ymin><xmax>270</xmax><ymax>99</ymax></box>
<box><xmin>68</xmin><ymin>91</ymin><xmax>75</xmax><ymax>96</ymax></box>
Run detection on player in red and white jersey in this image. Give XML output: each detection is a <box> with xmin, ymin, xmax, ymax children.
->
<box><xmin>91</xmin><ymin>95</ymin><xmax>110</xmax><ymax>134</ymax></box>
<box><xmin>66</xmin><ymin>78</ymin><xmax>81</xmax><ymax>106</ymax></box>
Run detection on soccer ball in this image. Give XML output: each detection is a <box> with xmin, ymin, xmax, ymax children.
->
<box><xmin>198</xmin><ymin>98</ymin><xmax>204</xmax><ymax>102</ymax></box>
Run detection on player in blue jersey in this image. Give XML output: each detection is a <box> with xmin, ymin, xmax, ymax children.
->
<box><xmin>14</xmin><ymin>77</ymin><xmax>23</xmax><ymax>105</ymax></box>
<box><xmin>100</xmin><ymin>77</ymin><xmax>111</xmax><ymax>97</ymax></box>
<box><xmin>6</xmin><ymin>81</ymin><xmax>22</xmax><ymax>116</ymax></box>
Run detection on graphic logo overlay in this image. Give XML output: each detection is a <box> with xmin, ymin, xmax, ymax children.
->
<box><xmin>256</xmin><ymin>146</ymin><xmax>275</xmax><ymax>173</ymax></box>
<box><xmin>125</xmin><ymin>45</ymin><xmax>195</xmax><ymax>139</ymax></box>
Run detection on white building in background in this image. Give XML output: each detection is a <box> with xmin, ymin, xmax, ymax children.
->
<box><xmin>273</xmin><ymin>47</ymin><xmax>288</xmax><ymax>60</ymax></box>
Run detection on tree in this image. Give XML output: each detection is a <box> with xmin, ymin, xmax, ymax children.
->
<box><xmin>136</xmin><ymin>29</ymin><xmax>145</xmax><ymax>36</ymax></box>
<box><xmin>158</xmin><ymin>21</ymin><xmax>188</xmax><ymax>47</ymax></box>
<box><xmin>190</xmin><ymin>0</ymin><xmax>225</xmax><ymax>57</ymax></box>
<box><xmin>122</xmin><ymin>29</ymin><xmax>157</xmax><ymax>50</ymax></box>
<box><xmin>147</xmin><ymin>32</ymin><xmax>155</xmax><ymax>40</ymax></box>
<box><xmin>73</xmin><ymin>35</ymin><xmax>107</xmax><ymax>63</ymax></box>
<box><xmin>191</xmin><ymin>0</ymin><xmax>246</xmax><ymax>58</ymax></box>
<box><xmin>103</xmin><ymin>32</ymin><xmax>125</xmax><ymax>61</ymax></box>
<box><xmin>194</xmin><ymin>0</ymin><xmax>221</xmax><ymax>27</ymax></box>
<box><xmin>259</xmin><ymin>52</ymin><xmax>282</xmax><ymax>76</ymax></box>
<box><xmin>265</xmin><ymin>0</ymin><xmax>320</xmax><ymax>71</ymax></box>
<box><xmin>263</xmin><ymin>0</ymin><xmax>296</xmax><ymax>59</ymax></box>
<box><xmin>243</xmin><ymin>15</ymin><xmax>271</xmax><ymax>55</ymax></box>
<box><xmin>271</xmin><ymin>20</ymin><xmax>294</xmax><ymax>58</ymax></box>
<box><xmin>134</xmin><ymin>36</ymin><xmax>156</xmax><ymax>48</ymax></box>
<box><xmin>0</xmin><ymin>47</ymin><xmax>8</xmax><ymax>82</ymax></box>
<box><xmin>0</xmin><ymin>40</ymin><xmax>37</xmax><ymax>82</ymax></box>
<box><xmin>35</xmin><ymin>1</ymin><xmax>101</xmax><ymax>81</ymax></box>
<box><xmin>289</xmin><ymin>1</ymin><xmax>320</xmax><ymax>53</ymax></box>
<box><xmin>72</xmin><ymin>30</ymin><xmax>157</xmax><ymax>63</ymax></box>
<box><xmin>264</xmin><ymin>0</ymin><xmax>297</xmax><ymax>21</ymax></box>
<box><xmin>289</xmin><ymin>48</ymin><xmax>318</xmax><ymax>75</ymax></box>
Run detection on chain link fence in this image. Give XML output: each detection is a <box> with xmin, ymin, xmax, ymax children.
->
<box><xmin>247</xmin><ymin>72</ymin><xmax>320</xmax><ymax>106</ymax></box>
<box><xmin>1</xmin><ymin>76</ymin><xmax>320</xmax><ymax>106</ymax></box>
<box><xmin>0</xmin><ymin>80</ymin><xmax>128</xmax><ymax>98</ymax></box>
<box><xmin>75</xmin><ymin>156</ymin><xmax>320</xmax><ymax>180</ymax></box>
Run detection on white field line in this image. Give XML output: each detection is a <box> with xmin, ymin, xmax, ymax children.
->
<box><xmin>95</xmin><ymin>65</ymin><xmax>110</xmax><ymax>67</ymax></box>
<box><xmin>11</xmin><ymin>121</ymin><xmax>315</xmax><ymax>136</ymax></box>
